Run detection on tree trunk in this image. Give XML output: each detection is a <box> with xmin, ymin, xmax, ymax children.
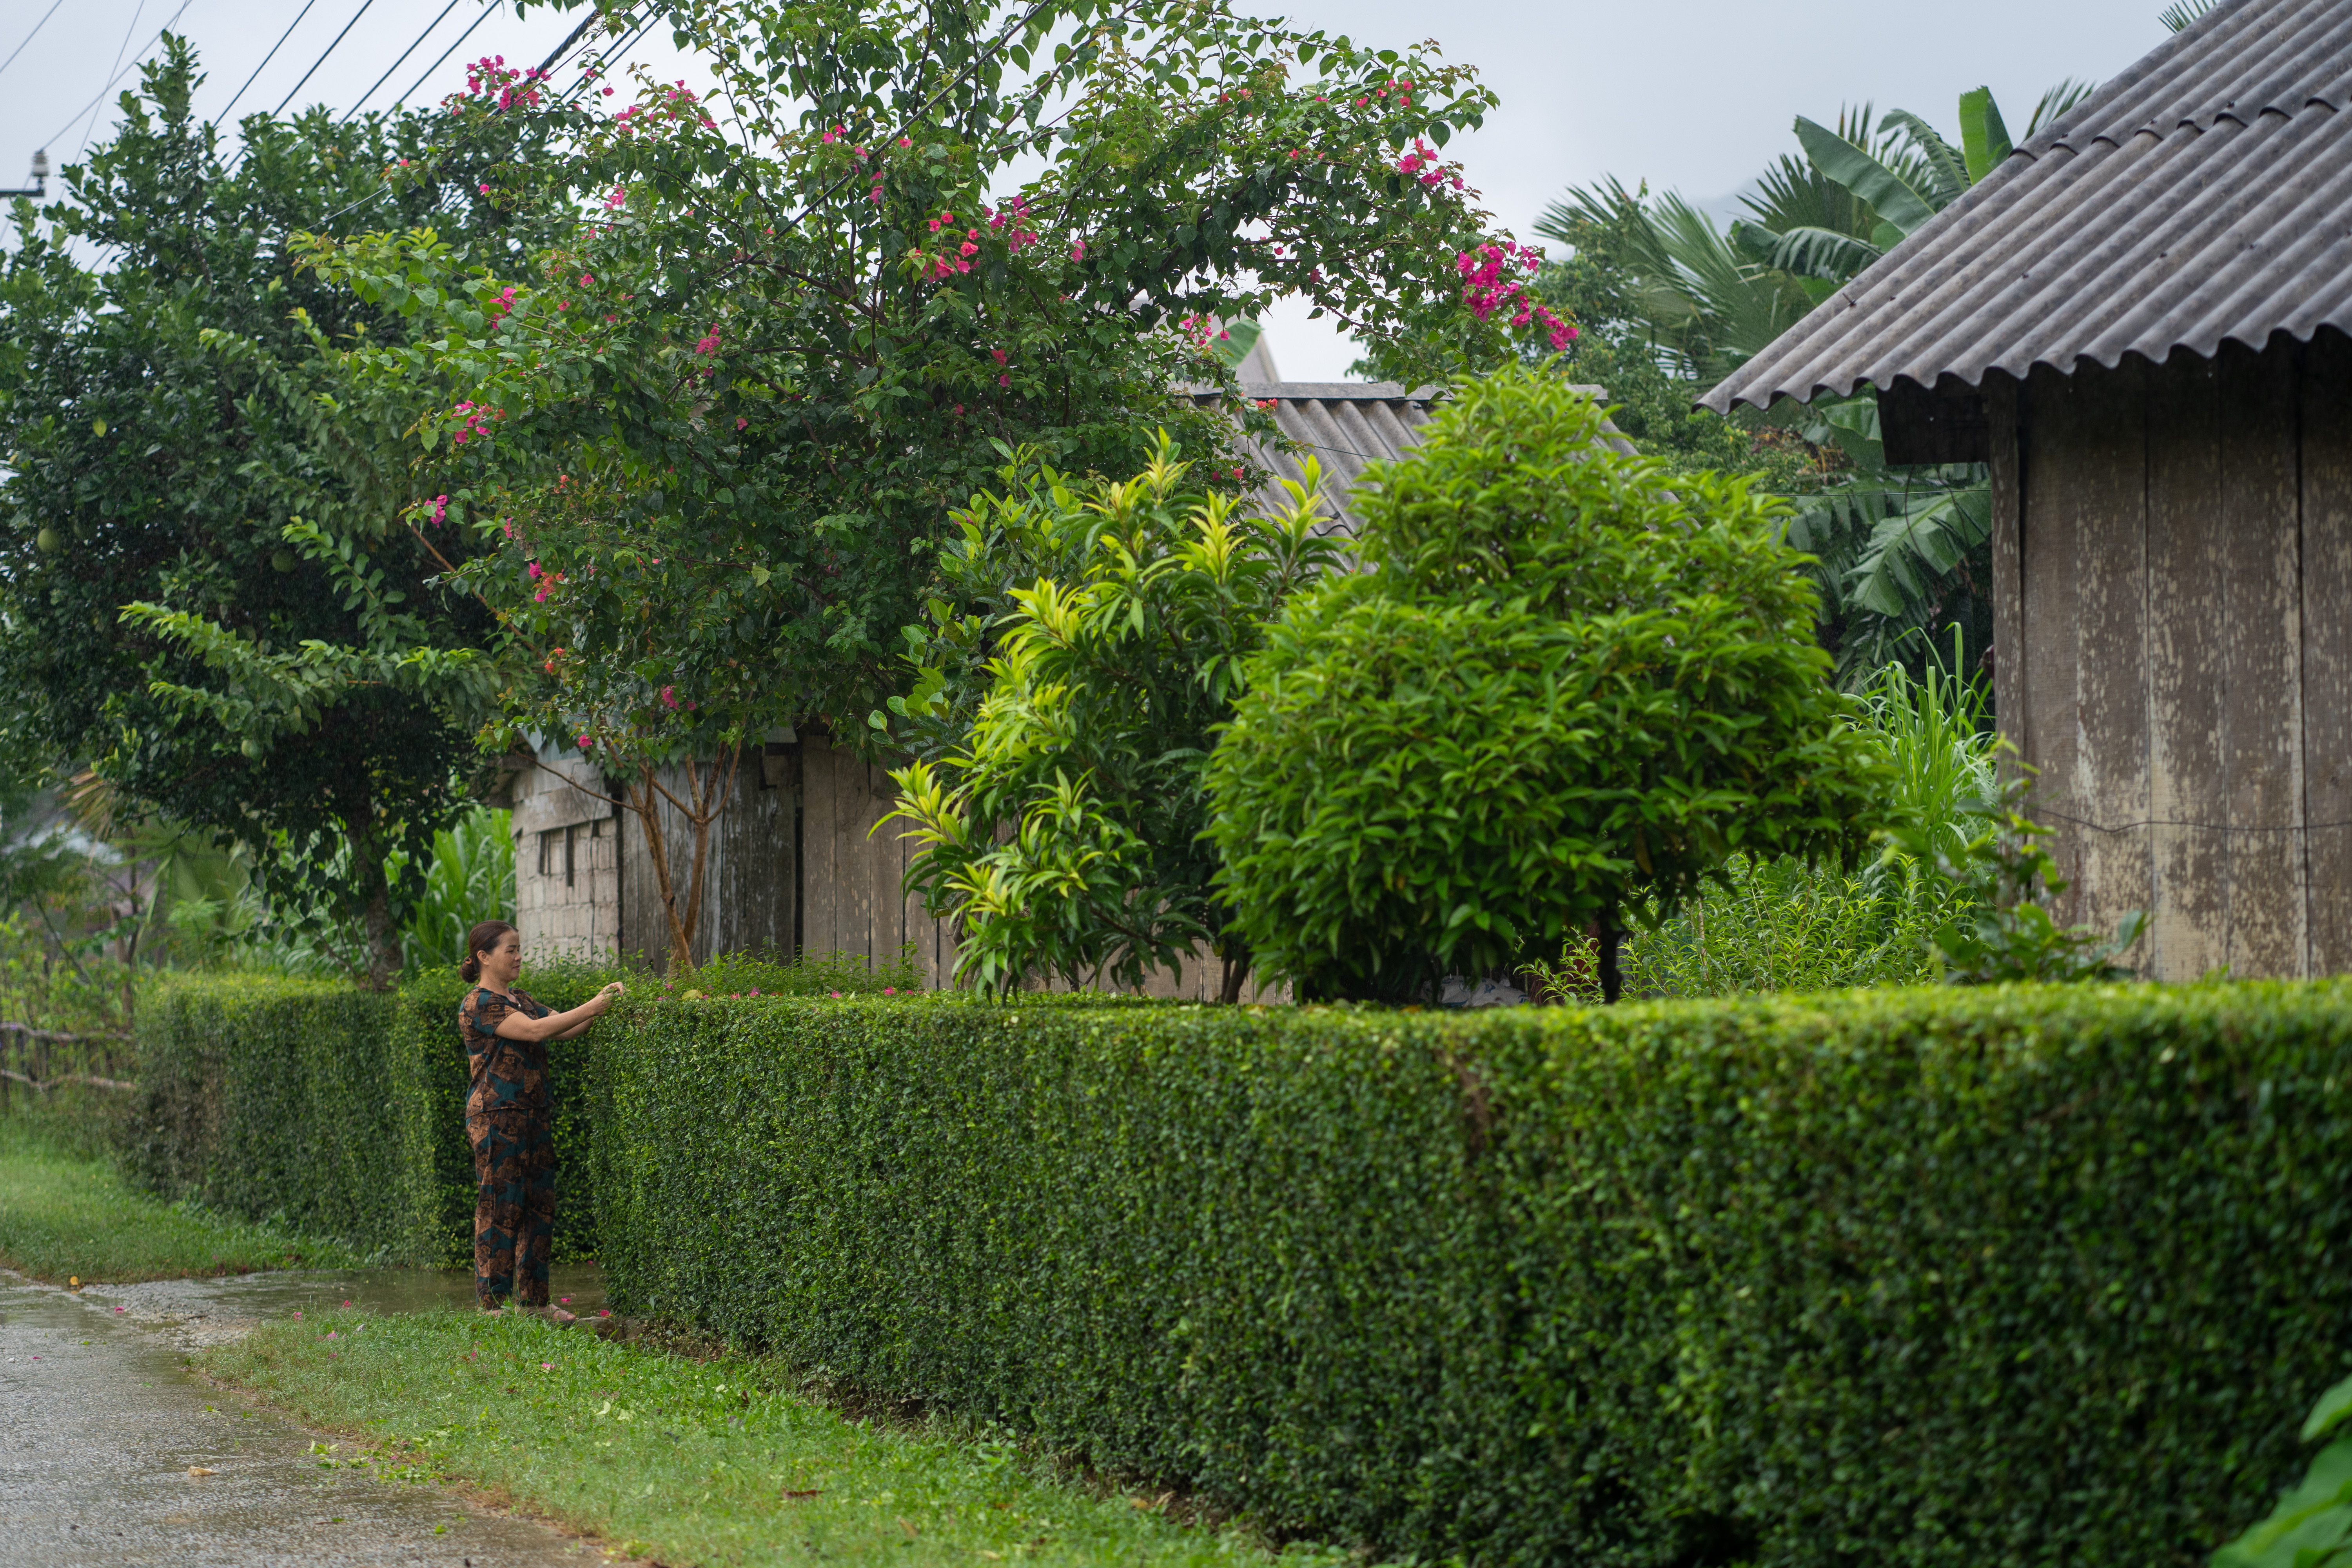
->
<box><xmin>356</xmin><ymin>856</ymin><xmax>403</xmax><ymax>991</ymax></box>
<box><xmin>621</xmin><ymin>750</ymin><xmax>744</xmax><ymax>975</ymax></box>
<box><xmin>1216</xmin><ymin>945</ymin><xmax>1252</xmax><ymax>1005</ymax></box>
<box><xmin>1597</xmin><ymin>905</ymin><xmax>1623</xmax><ymax>1005</ymax></box>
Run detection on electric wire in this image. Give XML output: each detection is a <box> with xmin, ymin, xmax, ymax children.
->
<box><xmin>46</xmin><ymin>0</ymin><xmax>192</xmax><ymax>149</ymax></box>
<box><xmin>530</xmin><ymin>8</ymin><xmax>604</xmax><ymax>81</ymax></box>
<box><xmin>551</xmin><ymin>8</ymin><xmax>655</xmax><ymax>109</ymax></box>
<box><xmin>336</xmin><ymin>0</ymin><xmax>465</xmax><ymax>124</ymax></box>
<box><xmin>216</xmin><ymin>0</ymin><xmax>319</xmax><ymax>123</ymax></box>
<box><xmin>76</xmin><ymin>0</ymin><xmax>149</xmax><ymax>156</ymax></box>
<box><xmin>388</xmin><ymin>1</ymin><xmax>501</xmax><ymax>109</ymax></box>
<box><xmin>269</xmin><ymin>0</ymin><xmax>378</xmax><ymax>117</ymax></box>
<box><xmin>0</xmin><ymin>0</ymin><xmax>70</xmax><ymax>87</ymax></box>
<box><xmin>307</xmin><ymin>5</ymin><xmax>651</xmax><ymax>230</ymax></box>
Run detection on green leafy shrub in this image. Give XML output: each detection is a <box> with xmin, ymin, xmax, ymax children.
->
<box><xmin>886</xmin><ymin>438</ymin><xmax>1346</xmax><ymax>998</ymax></box>
<box><xmin>397</xmin><ymin>806</ymin><xmax>515</xmax><ymax>976</ymax></box>
<box><xmin>588</xmin><ymin>982</ymin><xmax>2352</xmax><ymax>1567</ymax></box>
<box><xmin>1207</xmin><ymin>365</ymin><xmax>1892</xmax><ymax>1001</ymax></box>
<box><xmin>1523</xmin><ymin>851</ymin><xmax>1945</xmax><ymax>1000</ymax></box>
<box><xmin>1894</xmin><ymin>768</ymin><xmax>2148</xmax><ymax>983</ymax></box>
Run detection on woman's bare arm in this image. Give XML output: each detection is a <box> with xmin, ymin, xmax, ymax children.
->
<box><xmin>493</xmin><ymin>982</ymin><xmax>626</xmax><ymax>1042</ymax></box>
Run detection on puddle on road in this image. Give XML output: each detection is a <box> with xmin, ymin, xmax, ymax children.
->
<box><xmin>76</xmin><ymin>1264</ymin><xmax>611</xmax><ymax>1346</ymax></box>
<box><xmin>0</xmin><ymin>1270</ymin><xmax>609</xmax><ymax>1566</ymax></box>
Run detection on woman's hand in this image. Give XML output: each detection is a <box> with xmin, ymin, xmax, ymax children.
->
<box><xmin>498</xmin><ymin>981</ymin><xmax>628</xmax><ymax>1042</ymax></box>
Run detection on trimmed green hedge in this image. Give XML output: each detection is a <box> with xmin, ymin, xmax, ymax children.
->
<box><xmin>125</xmin><ymin>954</ymin><xmax>906</xmax><ymax>1262</ymax></box>
<box><xmin>123</xmin><ymin>975</ymin><xmax>406</xmax><ymax>1250</ymax></box>
<box><xmin>588</xmin><ymin>983</ymin><xmax>2352</xmax><ymax>1567</ymax></box>
<box><xmin>128</xmin><ymin>964</ymin><xmax>627</xmax><ymax>1261</ymax></box>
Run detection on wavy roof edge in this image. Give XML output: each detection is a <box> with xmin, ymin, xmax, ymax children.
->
<box><xmin>1698</xmin><ymin>0</ymin><xmax>2352</xmax><ymax>415</ymax></box>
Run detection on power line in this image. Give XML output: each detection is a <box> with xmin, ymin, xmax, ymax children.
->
<box><xmin>269</xmin><ymin>0</ymin><xmax>378</xmax><ymax>117</ymax></box>
<box><xmin>0</xmin><ymin>0</ymin><xmax>70</xmax><ymax>86</ymax></box>
<box><xmin>306</xmin><ymin>6</ymin><xmax>650</xmax><ymax>230</ymax></box>
<box><xmin>76</xmin><ymin>0</ymin><xmax>149</xmax><ymax>156</ymax></box>
<box><xmin>337</xmin><ymin>0</ymin><xmax>465</xmax><ymax>125</ymax></box>
<box><xmin>216</xmin><ymin>0</ymin><xmax>319</xmax><ymax>124</ymax></box>
<box><xmin>532</xmin><ymin>8</ymin><xmax>604</xmax><ymax>82</ymax></box>
<box><xmin>390</xmin><ymin>2</ymin><xmax>501</xmax><ymax>110</ymax></box>
<box><xmin>553</xmin><ymin>8</ymin><xmax>655</xmax><ymax>109</ymax></box>
<box><xmin>47</xmin><ymin>0</ymin><xmax>192</xmax><ymax>149</ymax></box>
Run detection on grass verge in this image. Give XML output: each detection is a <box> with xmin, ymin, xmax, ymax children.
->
<box><xmin>0</xmin><ymin>1118</ymin><xmax>363</xmax><ymax>1281</ymax></box>
<box><xmin>203</xmin><ymin>1305</ymin><xmax>1355</xmax><ymax>1567</ymax></box>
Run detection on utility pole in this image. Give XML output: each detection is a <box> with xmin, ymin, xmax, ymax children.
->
<box><xmin>0</xmin><ymin>149</ymin><xmax>51</xmax><ymax>200</ymax></box>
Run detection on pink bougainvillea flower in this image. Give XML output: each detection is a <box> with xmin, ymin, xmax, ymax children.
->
<box><xmin>576</xmin><ymin>735</ymin><xmax>592</xmax><ymax>750</ymax></box>
<box><xmin>991</xmin><ymin>348</ymin><xmax>1007</xmax><ymax>363</ymax></box>
<box><xmin>736</xmin><ymin>416</ymin><xmax>748</xmax><ymax>429</ymax></box>
<box><xmin>883</xmin><ymin>987</ymin><xmax>896</xmax><ymax>995</ymax></box>
<box><xmin>999</xmin><ymin>374</ymin><xmax>1010</xmax><ymax>387</ymax></box>
<box><xmin>1070</xmin><ymin>238</ymin><xmax>1086</xmax><ymax>261</ymax></box>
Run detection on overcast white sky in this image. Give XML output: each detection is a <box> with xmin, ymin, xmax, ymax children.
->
<box><xmin>0</xmin><ymin>0</ymin><xmax>2181</xmax><ymax>377</ymax></box>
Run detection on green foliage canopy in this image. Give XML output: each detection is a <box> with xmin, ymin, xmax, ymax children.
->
<box><xmin>308</xmin><ymin>0</ymin><xmax>1566</xmax><ymax>782</ymax></box>
<box><xmin>0</xmin><ymin>40</ymin><xmax>563</xmax><ymax>980</ymax></box>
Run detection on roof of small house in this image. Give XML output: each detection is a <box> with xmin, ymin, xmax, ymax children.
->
<box><xmin>1702</xmin><ymin>0</ymin><xmax>2352</xmax><ymax>412</ymax></box>
<box><xmin>1191</xmin><ymin>380</ymin><xmax>1635</xmax><ymax>537</ymax></box>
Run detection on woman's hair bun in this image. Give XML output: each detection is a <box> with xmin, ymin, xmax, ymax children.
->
<box><xmin>464</xmin><ymin>920</ymin><xmax>518</xmax><ymax>984</ymax></box>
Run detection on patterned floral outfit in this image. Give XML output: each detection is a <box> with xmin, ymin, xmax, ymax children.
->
<box><xmin>459</xmin><ymin>985</ymin><xmax>556</xmax><ymax>1308</ymax></box>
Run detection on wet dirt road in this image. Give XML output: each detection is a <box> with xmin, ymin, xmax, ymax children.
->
<box><xmin>0</xmin><ymin>1268</ymin><xmax>610</xmax><ymax>1567</ymax></box>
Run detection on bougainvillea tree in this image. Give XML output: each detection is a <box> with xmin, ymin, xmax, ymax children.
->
<box><xmin>303</xmin><ymin>0</ymin><xmax>1571</xmax><ymax>962</ymax></box>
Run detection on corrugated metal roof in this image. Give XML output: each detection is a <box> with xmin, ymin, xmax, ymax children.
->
<box><xmin>1701</xmin><ymin>0</ymin><xmax>2352</xmax><ymax>412</ymax></box>
<box><xmin>1188</xmin><ymin>381</ymin><xmax>1437</xmax><ymax>536</ymax></box>
<box><xmin>1193</xmin><ymin>380</ymin><xmax>1632</xmax><ymax>535</ymax></box>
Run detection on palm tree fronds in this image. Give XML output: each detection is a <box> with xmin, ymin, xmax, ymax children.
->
<box><xmin>2025</xmin><ymin>76</ymin><xmax>2098</xmax><ymax>136</ymax></box>
<box><xmin>1767</xmin><ymin>225</ymin><xmax>1886</xmax><ymax>281</ymax></box>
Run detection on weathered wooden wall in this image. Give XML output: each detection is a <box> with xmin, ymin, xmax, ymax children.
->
<box><xmin>1990</xmin><ymin>326</ymin><xmax>2352</xmax><ymax>980</ymax></box>
<box><xmin>794</xmin><ymin>737</ymin><xmax>956</xmax><ymax>986</ymax></box>
<box><xmin>617</xmin><ymin>751</ymin><xmax>797</xmax><ymax>971</ymax></box>
<box><xmin>511</xmin><ymin>734</ymin><xmax>1279</xmax><ymax>995</ymax></box>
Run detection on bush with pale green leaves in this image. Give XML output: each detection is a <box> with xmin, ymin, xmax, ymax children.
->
<box><xmin>886</xmin><ymin>437</ymin><xmax>1347</xmax><ymax>999</ymax></box>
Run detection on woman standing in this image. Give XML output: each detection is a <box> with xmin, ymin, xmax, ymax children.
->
<box><xmin>459</xmin><ymin>921</ymin><xmax>624</xmax><ymax>1315</ymax></box>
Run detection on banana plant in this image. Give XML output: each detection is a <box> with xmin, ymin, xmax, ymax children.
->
<box><xmin>1753</xmin><ymin>83</ymin><xmax>2084</xmax><ymax>684</ymax></box>
<box><xmin>1754</xmin><ymin>82</ymin><xmax>2085</xmax><ymax>281</ymax></box>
